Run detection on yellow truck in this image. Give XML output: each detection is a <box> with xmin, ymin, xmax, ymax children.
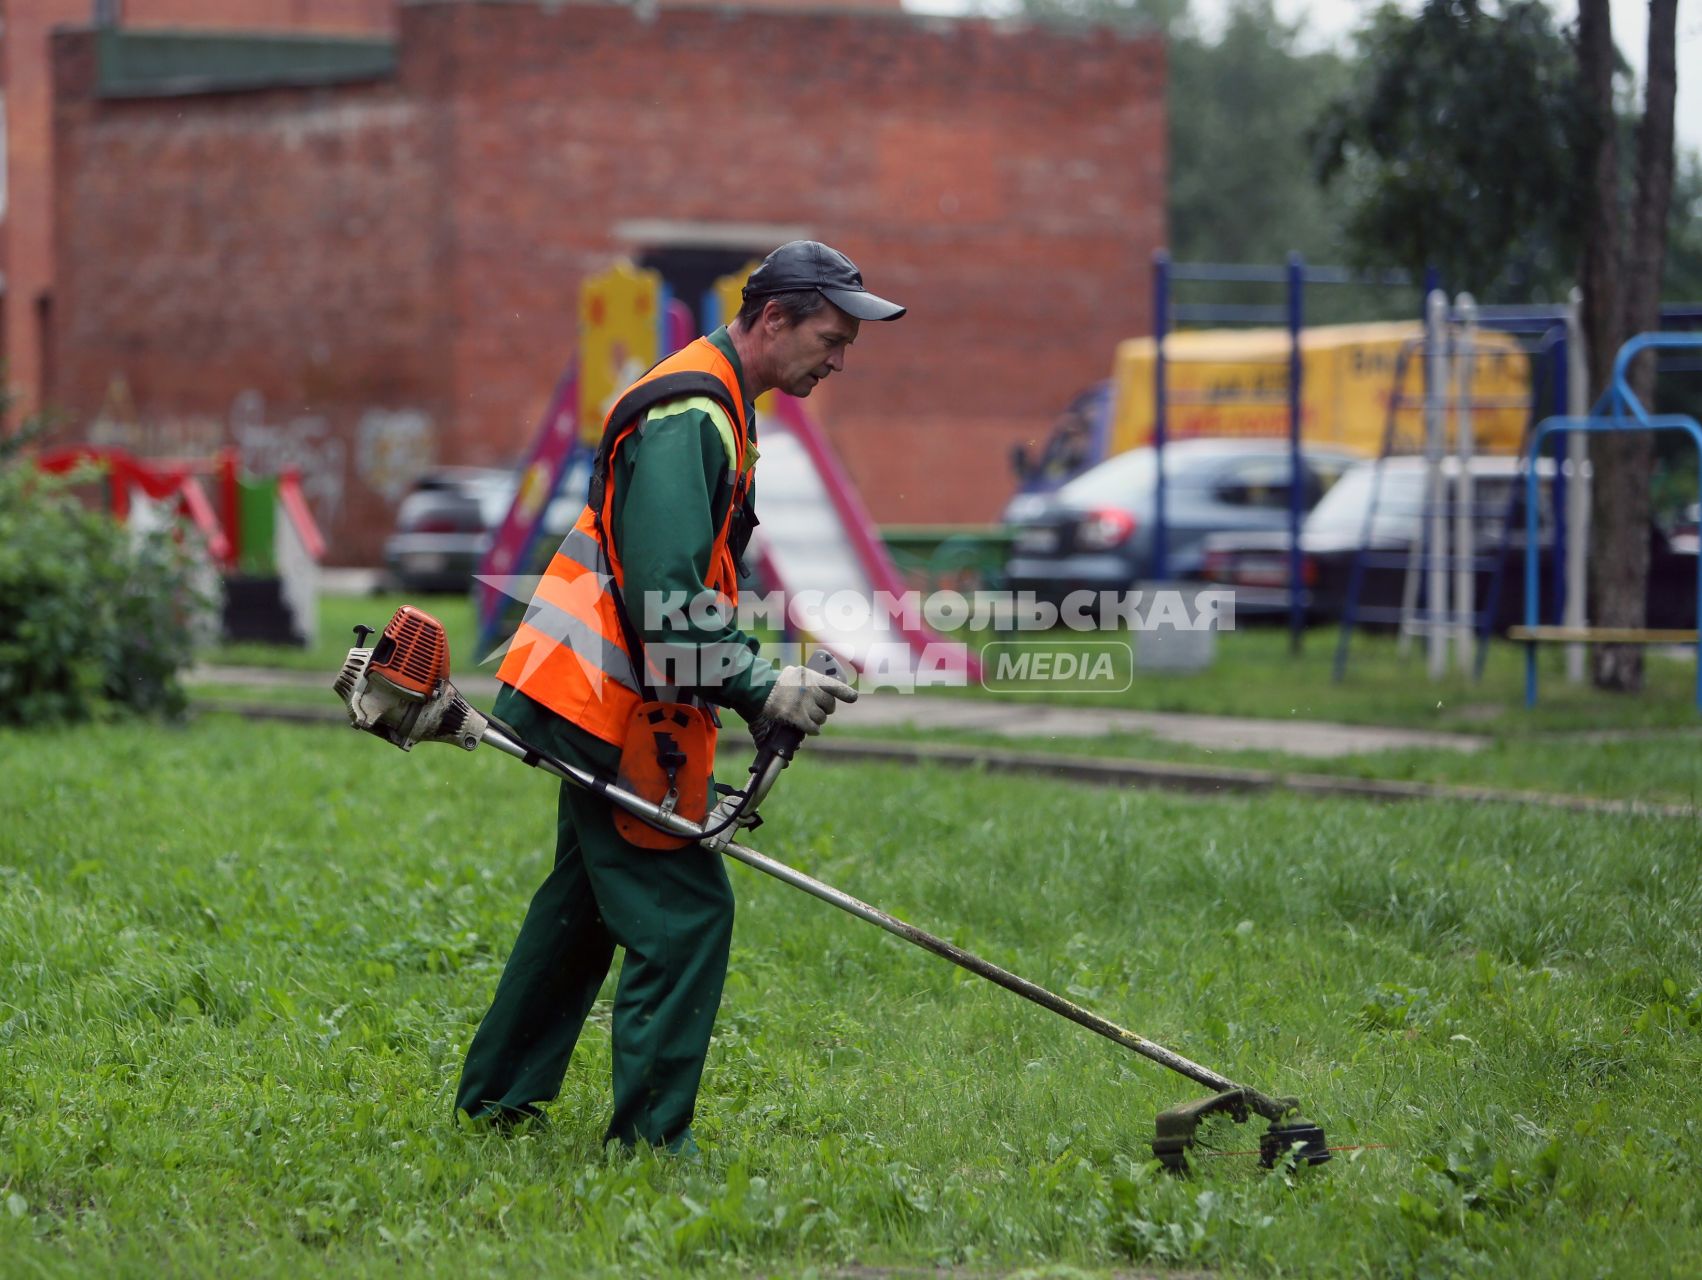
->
<box><xmin>1107</xmin><ymin>320</ymin><xmax>1533</xmax><ymax>459</ymax></box>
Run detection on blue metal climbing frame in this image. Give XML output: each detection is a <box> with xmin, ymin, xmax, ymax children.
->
<box><xmin>1522</xmin><ymin>331</ymin><xmax>1702</xmax><ymax>711</ymax></box>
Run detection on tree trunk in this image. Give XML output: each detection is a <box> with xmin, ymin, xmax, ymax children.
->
<box><xmin>1574</xmin><ymin>0</ymin><xmax>1619</xmax><ymax>396</ymax></box>
<box><xmin>1577</xmin><ymin>0</ymin><xmax>1626</xmax><ymax>684</ymax></box>
<box><xmin>1582</xmin><ymin>0</ymin><xmax>1677</xmax><ymax>691</ymax></box>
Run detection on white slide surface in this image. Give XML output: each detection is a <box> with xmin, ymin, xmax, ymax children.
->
<box><xmin>750</xmin><ymin>395</ymin><xmax>976</xmax><ymax>686</ymax></box>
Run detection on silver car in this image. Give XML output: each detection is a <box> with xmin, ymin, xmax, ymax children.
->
<box><xmin>1001</xmin><ymin>438</ymin><xmax>1361</xmax><ymax>603</ymax></box>
<box><xmin>382</xmin><ymin>467</ymin><xmax>579</xmax><ymax>594</ymax></box>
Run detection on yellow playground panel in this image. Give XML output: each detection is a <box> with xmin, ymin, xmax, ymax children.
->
<box><xmin>1108</xmin><ymin>321</ymin><xmax>1532</xmax><ymax>458</ymax></box>
<box><xmin>710</xmin><ymin>261</ymin><xmax>775</xmax><ymax>413</ymax></box>
<box><xmin>709</xmin><ymin>261</ymin><xmax>760</xmax><ymax>335</ymax></box>
<box><xmin>578</xmin><ymin>260</ymin><xmax>664</xmax><ymax>444</ymax></box>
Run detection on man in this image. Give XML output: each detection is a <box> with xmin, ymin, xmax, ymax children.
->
<box><xmin>455</xmin><ymin>241</ymin><xmax>906</xmax><ymax>1154</ymax></box>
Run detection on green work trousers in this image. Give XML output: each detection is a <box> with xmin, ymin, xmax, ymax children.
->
<box><xmin>455</xmin><ymin>749</ymin><xmax>734</xmax><ymax>1149</ymax></box>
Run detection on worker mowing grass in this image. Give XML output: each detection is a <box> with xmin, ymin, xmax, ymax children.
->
<box><xmin>455</xmin><ymin>243</ymin><xmax>906</xmax><ymax>1153</ymax></box>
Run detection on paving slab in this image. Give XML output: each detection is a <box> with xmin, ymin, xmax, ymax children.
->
<box><xmin>317</xmin><ymin>567</ymin><xmax>383</xmax><ymax>596</ymax></box>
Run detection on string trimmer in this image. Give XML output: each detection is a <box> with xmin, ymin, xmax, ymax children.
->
<box><xmin>333</xmin><ymin>605</ymin><xmax>1329</xmax><ymax>1173</ymax></box>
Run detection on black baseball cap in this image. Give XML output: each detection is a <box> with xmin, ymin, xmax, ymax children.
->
<box><xmin>741</xmin><ymin>241</ymin><xmax>907</xmax><ymax>322</ymax></box>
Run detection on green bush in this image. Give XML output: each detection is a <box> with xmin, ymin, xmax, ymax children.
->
<box><xmin>0</xmin><ymin>427</ymin><xmax>210</xmax><ymax>724</ymax></box>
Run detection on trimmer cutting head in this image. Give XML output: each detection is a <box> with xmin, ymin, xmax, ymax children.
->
<box><xmin>1151</xmin><ymin>1089</ymin><xmax>1330</xmax><ymax>1173</ymax></box>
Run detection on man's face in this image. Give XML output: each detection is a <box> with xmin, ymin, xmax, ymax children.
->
<box><xmin>766</xmin><ymin>301</ymin><xmax>860</xmax><ymax>397</ymax></box>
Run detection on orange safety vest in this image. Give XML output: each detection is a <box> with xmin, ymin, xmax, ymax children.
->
<box><xmin>496</xmin><ymin>337</ymin><xmax>752</xmax><ymax>746</ymax></box>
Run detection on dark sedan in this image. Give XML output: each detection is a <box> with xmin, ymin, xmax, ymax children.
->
<box><xmin>382</xmin><ymin>468</ymin><xmax>520</xmax><ymax>594</ymax></box>
<box><xmin>1200</xmin><ymin>456</ymin><xmax>1698</xmax><ymax>631</ymax></box>
<box><xmin>383</xmin><ymin>465</ymin><xmax>585</xmax><ymax>593</ymax></box>
<box><xmin>1001</xmin><ymin>438</ymin><xmax>1361</xmax><ymax>603</ymax></box>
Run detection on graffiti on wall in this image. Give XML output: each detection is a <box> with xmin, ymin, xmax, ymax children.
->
<box><xmin>87</xmin><ymin>376</ymin><xmax>225</xmax><ymax>458</ymax></box>
<box><xmin>229</xmin><ymin>391</ymin><xmax>349</xmax><ymax>528</ymax></box>
<box><xmin>82</xmin><ymin>377</ymin><xmax>438</xmax><ymax>537</ymax></box>
<box><xmin>355</xmin><ymin>408</ymin><xmax>435</xmax><ymax>503</ymax></box>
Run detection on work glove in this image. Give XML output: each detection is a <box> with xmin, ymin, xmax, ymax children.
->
<box><xmin>754</xmin><ymin>663</ymin><xmax>858</xmax><ymax>737</ymax></box>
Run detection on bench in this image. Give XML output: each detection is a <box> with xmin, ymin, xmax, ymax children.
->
<box><xmin>1509</xmin><ymin>625</ymin><xmax>1700</xmax><ymax>644</ymax></box>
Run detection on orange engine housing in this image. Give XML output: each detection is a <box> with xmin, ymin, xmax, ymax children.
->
<box><xmin>368</xmin><ymin>605</ymin><xmax>451</xmax><ymax>699</ymax></box>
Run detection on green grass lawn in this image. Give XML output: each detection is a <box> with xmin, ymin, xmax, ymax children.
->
<box><xmin>3</xmin><ymin>716</ymin><xmax>1700</xmax><ymax>1276</ymax></box>
<box><xmin>191</xmin><ymin>679</ymin><xmax>1702</xmax><ymax>808</ymax></box>
<box><xmin>211</xmin><ymin>593</ymin><xmax>485</xmax><ymax>675</ymax></box>
<box><xmin>185</xmin><ymin>683</ymin><xmax>1700</xmax><ymax>808</ymax></box>
<box><xmin>211</xmin><ymin>591</ymin><xmax>1702</xmax><ymax>735</ymax></box>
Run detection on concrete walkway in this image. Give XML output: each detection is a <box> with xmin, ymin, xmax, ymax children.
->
<box><xmin>846</xmin><ymin>693</ymin><xmax>1486</xmax><ymax>758</ymax></box>
<box><xmin>193</xmin><ymin>664</ymin><xmax>1486</xmax><ymax>760</ymax></box>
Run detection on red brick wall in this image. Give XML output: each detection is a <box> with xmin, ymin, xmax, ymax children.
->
<box><xmin>2</xmin><ymin>0</ymin><xmax>396</xmax><ymax>425</ymax></box>
<box><xmin>50</xmin><ymin>2</ymin><xmax>1165</xmax><ymax>560</ymax></box>
<box><xmin>49</xmin><ymin>33</ymin><xmax>450</xmax><ymax>547</ymax></box>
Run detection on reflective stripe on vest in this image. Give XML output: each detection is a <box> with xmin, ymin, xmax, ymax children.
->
<box><xmin>496</xmin><ymin>337</ymin><xmax>750</xmax><ymax>745</ymax></box>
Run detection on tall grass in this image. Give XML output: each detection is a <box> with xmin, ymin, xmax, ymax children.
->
<box><xmin>3</xmin><ymin>717</ymin><xmax>1699</xmax><ymax>1275</ymax></box>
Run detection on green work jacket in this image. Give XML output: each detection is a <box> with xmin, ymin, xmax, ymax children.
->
<box><xmin>494</xmin><ymin>326</ymin><xmax>777</xmax><ymax>768</ymax></box>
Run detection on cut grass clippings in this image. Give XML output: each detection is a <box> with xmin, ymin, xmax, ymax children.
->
<box><xmin>3</xmin><ymin>715</ymin><xmax>1700</xmax><ymax>1275</ymax></box>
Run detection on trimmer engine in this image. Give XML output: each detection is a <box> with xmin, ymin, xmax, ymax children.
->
<box><xmin>332</xmin><ymin>606</ymin><xmax>489</xmax><ymax>752</ymax></box>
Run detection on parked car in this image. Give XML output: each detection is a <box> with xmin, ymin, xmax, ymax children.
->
<box><xmin>1672</xmin><ymin>502</ymin><xmax>1699</xmax><ymax>557</ymax></box>
<box><xmin>1199</xmin><ymin>455</ymin><xmax>1698</xmax><ymax>630</ymax></box>
<box><xmin>382</xmin><ymin>468</ymin><xmax>518</xmax><ymax>593</ymax></box>
<box><xmin>382</xmin><ymin>466</ymin><xmax>579</xmax><ymax>593</ymax></box>
<box><xmin>1000</xmin><ymin>438</ymin><xmax>1362</xmax><ymax>602</ymax></box>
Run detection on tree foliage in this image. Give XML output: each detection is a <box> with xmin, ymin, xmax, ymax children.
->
<box><xmin>1663</xmin><ymin>155</ymin><xmax>1702</xmax><ymax>302</ymax></box>
<box><xmin>1167</xmin><ymin>2</ymin><xmax>1352</xmax><ymax>266</ymax></box>
<box><xmin>1001</xmin><ymin>0</ymin><xmax>1354</xmax><ymax>268</ymax></box>
<box><xmin>1311</xmin><ymin>0</ymin><xmax>1686</xmax><ymax>691</ymax></box>
<box><xmin>1007</xmin><ymin>0</ymin><xmax>1187</xmax><ymax>31</ymax></box>
<box><xmin>1311</xmin><ymin>0</ymin><xmax>1587</xmax><ymax>302</ymax></box>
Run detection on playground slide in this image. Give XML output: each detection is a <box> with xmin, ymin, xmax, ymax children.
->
<box><xmin>755</xmin><ymin>395</ymin><xmax>977</xmax><ymax>686</ymax></box>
